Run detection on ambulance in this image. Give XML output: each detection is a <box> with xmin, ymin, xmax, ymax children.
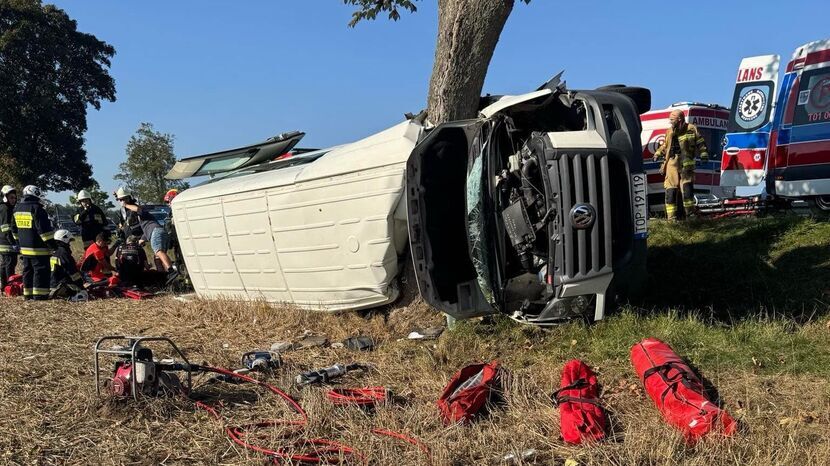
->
<box><xmin>640</xmin><ymin>103</ymin><xmax>732</xmax><ymax>215</ymax></box>
<box><xmin>721</xmin><ymin>38</ymin><xmax>830</xmax><ymax>212</ymax></box>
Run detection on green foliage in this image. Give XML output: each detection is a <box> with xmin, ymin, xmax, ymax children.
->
<box><xmin>68</xmin><ymin>178</ymin><xmax>115</xmax><ymax>209</ymax></box>
<box><xmin>0</xmin><ymin>0</ymin><xmax>116</xmax><ymax>191</ymax></box>
<box><xmin>115</xmin><ymin>122</ymin><xmax>187</xmax><ymax>204</ymax></box>
<box><xmin>342</xmin><ymin>0</ymin><xmax>418</xmax><ymax>27</ymax></box>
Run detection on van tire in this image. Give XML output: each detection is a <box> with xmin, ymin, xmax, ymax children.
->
<box><xmin>597</xmin><ymin>85</ymin><xmax>652</xmax><ymax>114</ymax></box>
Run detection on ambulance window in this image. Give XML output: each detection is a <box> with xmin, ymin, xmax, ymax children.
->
<box><xmin>793</xmin><ymin>69</ymin><xmax>830</xmax><ymax>126</ymax></box>
<box><xmin>728</xmin><ymin>81</ymin><xmax>774</xmax><ymax>133</ymax></box>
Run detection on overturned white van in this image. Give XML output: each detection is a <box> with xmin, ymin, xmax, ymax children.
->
<box><xmin>167</xmin><ymin>121</ymin><xmax>423</xmax><ymax>311</ymax></box>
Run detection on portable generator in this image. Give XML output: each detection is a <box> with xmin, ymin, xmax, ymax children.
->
<box><xmin>94</xmin><ymin>336</ymin><xmax>196</xmax><ymax>400</ymax></box>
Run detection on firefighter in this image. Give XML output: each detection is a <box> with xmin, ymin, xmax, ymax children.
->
<box><xmin>0</xmin><ymin>185</ymin><xmax>19</xmax><ymax>293</ymax></box>
<box><xmin>50</xmin><ymin>229</ymin><xmax>84</xmax><ymax>299</ymax></box>
<box><xmin>652</xmin><ymin>110</ymin><xmax>709</xmax><ymax>220</ymax></box>
<box><xmin>12</xmin><ymin>185</ymin><xmax>55</xmax><ymax>300</ymax></box>
<box><xmin>73</xmin><ymin>189</ymin><xmax>108</xmax><ymax>249</ymax></box>
<box><xmin>116</xmin><ymin>188</ymin><xmax>179</xmax><ymax>283</ymax></box>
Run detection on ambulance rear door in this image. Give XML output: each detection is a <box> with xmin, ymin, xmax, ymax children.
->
<box><xmin>721</xmin><ymin>55</ymin><xmax>780</xmax><ymax>186</ymax></box>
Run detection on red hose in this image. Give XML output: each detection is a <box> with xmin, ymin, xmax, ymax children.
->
<box><xmin>193</xmin><ymin>367</ymin><xmax>430</xmax><ymax>464</ymax></box>
<box><xmin>326</xmin><ymin>386</ymin><xmax>388</xmax><ymax>406</ymax></box>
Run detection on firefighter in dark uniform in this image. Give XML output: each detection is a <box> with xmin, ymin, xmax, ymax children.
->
<box><xmin>13</xmin><ymin>185</ymin><xmax>56</xmax><ymax>300</ymax></box>
<box><xmin>73</xmin><ymin>189</ymin><xmax>108</xmax><ymax>249</ymax></box>
<box><xmin>1</xmin><ymin>185</ymin><xmax>19</xmax><ymax>292</ymax></box>
<box><xmin>50</xmin><ymin>229</ymin><xmax>84</xmax><ymax>299</ymax></box>
<box><xmin>652</xmin><ymin>110</ymin><xmax>709</xmax><ymax>220</ymax></box>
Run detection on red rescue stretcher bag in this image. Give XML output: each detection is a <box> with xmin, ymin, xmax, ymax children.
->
<box><xmin>437</xmin><ymin>360</ymin><xmax>502</xmax><ymax>424</ymax></box>
<box><xmin>552</xmin><ymin>359</ymin><xmax>607</xmax><ymax>444</ymax></box>
<box><xmin>4</xmin><ymin>274</ymin><xmax>23</xmax><ymax>297</ymax></box>
<box><xmin>631</xmin><ymin>338</ymin><xmax>737</xmax><ymax>442</ymax></box>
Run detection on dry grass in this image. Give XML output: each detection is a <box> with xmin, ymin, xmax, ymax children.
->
<box><xmin>1</xmin><ymin>295</ymin><xmax>828</xmax><ymax>465</ymax></box>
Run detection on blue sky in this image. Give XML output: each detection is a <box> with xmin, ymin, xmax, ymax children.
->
<box><xmin>49</xmin><ymin>0</ymin><xmax>827</xmax><ymax>202</ymax></box>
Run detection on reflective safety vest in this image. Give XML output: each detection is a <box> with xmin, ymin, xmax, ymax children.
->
<box><xmin>13</xmin><ymin>196</ymin><xmax>54</xmax><ymax>256</ymax></box>
<box><xmin>0</xmin><ymin>202</ymin><xmax>17</xmax><ymax>254</ymax></box>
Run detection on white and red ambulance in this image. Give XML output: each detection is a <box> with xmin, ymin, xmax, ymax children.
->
<box><xmin>722</xmin><ymin>38</ymin><xmax>830</xmax><ymax>212</ymax></box>
<box><xmin>640</xmin><ymin>103</ymin><xmax>733</xmax><ymax>215</ymax></box>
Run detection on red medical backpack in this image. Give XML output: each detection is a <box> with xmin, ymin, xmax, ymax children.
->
<box><xmin>437</xmin><ymin>361</ymin><xmax>502</xmax><ymax>424</ymax></box>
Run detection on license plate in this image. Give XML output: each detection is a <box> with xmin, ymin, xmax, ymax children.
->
<box><xmin>631</xmin><ymin>173</ymin><xmax>648</xmax><ymax>239</ymax></box>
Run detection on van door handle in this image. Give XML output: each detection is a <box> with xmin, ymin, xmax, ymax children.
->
<box><xmin>724</xmin><ymin>147</ymin><xmax>739</xmax><ymax>156</ymax></box>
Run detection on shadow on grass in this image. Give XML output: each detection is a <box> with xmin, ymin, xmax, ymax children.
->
<box><xmin>634</xmin><ymin>217</ymin><xmax>830</xmax><ymax>322</ymax></box>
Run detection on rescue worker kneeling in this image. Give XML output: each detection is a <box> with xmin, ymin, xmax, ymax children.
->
<box><xmin>12</xmin><ymin>185</ymin><xmax>55</xmax><ymax>300</ymax></box>
<box><xmin>80</xmin><ymin>232</ymin><xmax>114</xmax><ymax>285</ymax></box>
<box><xmin>50</xmin><ymin>229</ymin><xmax>85</xmax><ymax>299</ymax></box>
<box><xmin>653</xmin><ymin>110</ymin><xmax>709</xmax><ymax>220</ymax></box>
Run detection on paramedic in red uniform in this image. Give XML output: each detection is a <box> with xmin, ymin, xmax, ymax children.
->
<box><xmin>652</xmin><ymin>110</ymin><xmax>709</xmax><ymax>220</ymax></box>
<box><xmin>80</xmin><ymin>232</ymin><xmax>114</xmax><ymax>283</ymax></box>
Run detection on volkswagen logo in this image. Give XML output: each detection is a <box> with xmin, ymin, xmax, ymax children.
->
<box><xmin>570</xmin><ymin>203</ymin><xmax>596</xmax><ymax>230</ymax></box>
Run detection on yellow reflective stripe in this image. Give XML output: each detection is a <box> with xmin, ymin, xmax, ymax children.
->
<box><xmin>23</xmin><ymin>289</ymin><xmax>33</xmax><ymax>296</ymax></box>
<box><xmin>32</xmin><ymin>288</ymin><xmax>50</xmax><ymax>296</ymax></box>
<box><xmin>13</xmin><ymin>212</ymin><xmax>32</xmax><ymax>228</ymax></box>
<box><xmin>0</xmin><ymin>224</ymin><xmax>9</xmax><ymax>232</ymax></box>
<box><xmin>665</xmin><ymin>205</ymin><xmax>677</xmax><ymax>213</ymax></box>
<box><xmin>50</xmin><ymin>257</ymin><xmax>59</xmax><ymax>271</ymax></box>
<box><xmin>20</xmin><ymin>247</ymin><xmax>52</xmax><ymax>256</ymax></box>
<box><xmin>73</xmin><ymin>214</ymin><xmax>80</xmax><ymax>223</ymax></box>
<box><xmin>683</xmin><ymin>200</ymin><xmax>695</xmax><ymax>207</ymax></box>
<box><xmin>70</xmin><ymin>273</ymin><xmax>82</xmax><ymax>281</ymax></box>
<box><xmin>0</xmin><ymin>245</ymin><xmax>14</xmax><ymax>253</ymax></box>
<box><xmin>40</xmin><ymin>231</ymin><xmax>55</xmax><ymax>241</ymax></box>
<box><xmin>12</xmin><ymin>233</ymin><xmax>18</xmax><ymax>240</ymax></box>
<box><xmin>682</xmin><ymin>159</ymin><xmax>696</xmax><ymax>167</ymax></box>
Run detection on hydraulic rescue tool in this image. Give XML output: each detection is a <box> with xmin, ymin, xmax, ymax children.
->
<box><xmin>295</xmin><ymin>362</ymin><xmax>368</xmax><ymax>386</ymax></box>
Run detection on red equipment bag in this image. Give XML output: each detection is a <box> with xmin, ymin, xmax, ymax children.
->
<box><xmin>122</xmin><ymin>289</ymin><xmax>154</xmax><ymax>300</ymax></box>
<box><xmin>4</xmin><ymin>274</ymin><xmax>23</xmax><ymax>297</ymax></box>
<box><xmin>437</xmin><ymin>361</ymin><xmax>501</xmax><ymax>424</ymax></box>
<box><xmin>552</xmin><ymin>360</ymin><xmax>607</xmax><ymax>444</ymax></box>
<box><xmin>631</xmin><ymin>338</ymin><xmax>737</xmax><ymax>442</ymax></box>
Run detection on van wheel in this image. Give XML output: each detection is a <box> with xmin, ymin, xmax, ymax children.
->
<box><xmin>597</xmin><ymin>85</ymin><xmax>652</xmax><ymax>114</ymax></box>
<box><xmin>815</xmin><ymin>195</ymin><xmax>830</xmax><ymax>211</ymax></box>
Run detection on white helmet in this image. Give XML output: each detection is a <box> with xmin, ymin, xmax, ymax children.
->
<box><xmin>1</xmin><ymin>185</ymin><xmax>15</xmax><ymax>203</ymax></box>
<box><xmin>115</xmin><ymin>186</ymin><xmax>132</xmax><ymax>200</ymax></box>
<box><xmin>22</xmin><ymin>185</ymin><xmax>41</xmax><ymax>198</ymax></box>
<box><xmin>77</xmin><ymin>189</ymin><xmax>92</xmax><ymax>201</ymax></box>
<box><xmin>55</xmin><ymin>229</ymin><xmax>74</xmax><ymax>244</ymax></box>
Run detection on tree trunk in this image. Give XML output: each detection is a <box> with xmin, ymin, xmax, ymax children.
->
<box><xmin>426</xmin><ymin>0</ymin><xmax>515</xmax><ymax>124</ymax></box>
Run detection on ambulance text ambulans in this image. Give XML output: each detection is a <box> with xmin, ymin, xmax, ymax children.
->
<box><xmin>641</xmin><ymin>103</ymin><xmax>732</xmax><ymax>215</ymax></box>
<box><xmin>722</xmin><ymin>38</ymin><xmax>830</xmax><ymax>212</ymax></box>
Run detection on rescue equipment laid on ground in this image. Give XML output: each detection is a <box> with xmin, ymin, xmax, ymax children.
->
<box><xmin>295</xmin><ymin>362</ymin><xmax>368</xmax><ymax>386</ymax></box>
<box><xmin>438</xmin><ymin>360</ymin><xmax>502</xmax><ymax>424</ymax></box>
<box><xmin>630</xmin><ymin>338</ymin><xmax>737</xmax><ymax>442</ymax></box>
<box><xmin>94</xmin><ymin>336</ymin><xmax>430</xmax><ymax>464</ymax></box>
<box><xmin>4</xmin><ymin>273</ymin><xmax>22</xmax><ymax>296</ymax></box>
<box><xmin>552</xmin><ymin>359</ymin><xmax>607</xmax><ymax>444</ymax></box>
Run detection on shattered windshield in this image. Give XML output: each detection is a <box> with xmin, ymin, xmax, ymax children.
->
<box><xmin>466</xmin><ymin>146</ymin><xmax>495</xmax><ymax>306</ymax></box>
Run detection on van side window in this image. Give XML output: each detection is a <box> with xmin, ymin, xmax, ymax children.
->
<box><xmin>793</xmin><ymin>69</ymin><xmax>830</xmax><ymax>126</ymax></box>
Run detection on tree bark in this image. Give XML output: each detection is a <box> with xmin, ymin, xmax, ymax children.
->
<box><xmin>426</xmin><ymin>0</ymin><xmax>515</xmax><ymax>124</ymax></box>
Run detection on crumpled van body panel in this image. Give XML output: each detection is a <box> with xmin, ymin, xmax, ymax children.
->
<box><xmin>171</xmin><ymin>121</ymin><xmax>422</xmax><ymax>310</ymax></box>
